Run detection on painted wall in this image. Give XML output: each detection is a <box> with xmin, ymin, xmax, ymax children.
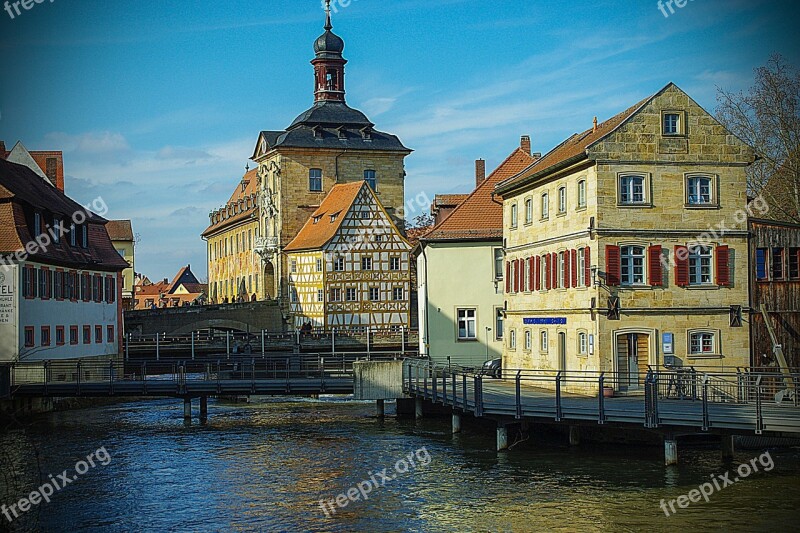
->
<box><xmin>0</xmin><ymin>265</ymin><xmax>18</xmax><ymax>361</ymax></box>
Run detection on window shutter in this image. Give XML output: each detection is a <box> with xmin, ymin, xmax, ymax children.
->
<box><xmin>551</xmin><ymin>252</ymin><xmax>558</xmax><ymax>289</ymax></box>
<box><xmin>518</xmin><ymin>258</ymin><xmax>525</xmax><ymax>292</ymax></box>
<box><xmin>545</xmin><ymin>255</ymin><xmax>551</xmax><ymax>290</ymax></box>
<box><xmin>571</xmin><ymin>249</ymin><xmax>578</xmax><ymax>287</ymax></box>
<box><xmin>675</xmin><ymin>246</ymin><xmax>690</xmax><ymax>287</ymax></box>
<box><xmin>528</xmin><ymin>257</ymin><xmax>535</xmax><ymax>291</ymax></box>
<box><xmin>584</xmin><ymin>247</ymin><xmax>591</xmax><ymax>287</ymax></box>
<box><xmin>535</xmin><ymin>256</ymin><xmax>541</xmax><ymax>291</ymax></box>
<box><xmin>564</xmin><ymin>252</ymin><xmax>572</xmax><ymax>289</ymax></box>
<box><xmin>506</xmin><ymin>262</ymin><xmax>511</xmax><ymax>293</ymax></box>
<box><xmin>716</xmin><ymin>245</ymin><xmax>731</xmax><ymax>286</ymax></box>
<box><xmin>605</xmin><ymin>246</ymin><xmax>621</xmax><ymax>286</ymax></box>
<box><xmin>513</xmin><ymin>259</ymin><xmax>520</xmax><ymax>293</ymax></box>
<box><xmin>648</xmin><ymin>245</ymin><xmax>663</xmax><ymax>286</ymax></box>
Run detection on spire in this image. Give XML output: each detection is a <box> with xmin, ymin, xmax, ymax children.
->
<box><xmin>324</xmin><ymin>0</ymin><xmax>332</xmax><ymax>31</ymax></box>
<box><xmin>312</xmin><ymin>0</ymin><xmax>347</xmax><ymax>103</ymax></box>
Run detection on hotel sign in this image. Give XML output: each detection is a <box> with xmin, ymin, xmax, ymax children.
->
<box><xmin>0</xmin><ymin>269</ymin><xmax>15</xmax><ymax>326</ymax></box>
<box><xmin>523</xmin><ymin>318</ymin><xmax>567</xmax><ymax>325</ymax></box>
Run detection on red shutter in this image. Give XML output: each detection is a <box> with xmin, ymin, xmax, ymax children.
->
<box><xmin>545</xmin><ymin>255</ymin><xmax>551</xmax><ymax>290</ymax></box>
<box><xmin>564</xmin><ymin>252</ymin><xmax>571</xmax><ymax>289</ymax></box>
<box><xmin>519</xmin><ymin>258</ymin><xmax>525</xmax><ymax>292</ymax></box>
<box><xmin>716</xmin><ymin>245</ymin><xmax>730</xmax><ymax>286</ymax></box>
<box><xmin>551</xmin><ymin>252</ymin><xmax>558</xmax><ymax>289</ymax></box>
<box><xmin>648</xmin><ymin>245</ymin><xmax>663</xmax><ymax>286</ymax></box>
<box><xmin>506</xmin><ymin>262</ymin><xmax>511</xmax><ymax>293</ymax></box>
<box><xmin>605</xmin><ymin>245</ymin><xmax>621</xmax><ymax>286</ymax></box>
<box><xmin>528</xmin><ymin>257</ymin><xmax>535</xmax><ymax>291</ymax></box>
<box><xmin>571</xmin><ymin>249</ymin><xmax>578</xmax><ymax>287</ymax></box>
<box><xmin>535</xmin><ymin>256</ymin><xmax>541</xmax><ymax>291</ymax></box>
<box><xmin>584</xmin><ymin>247</ymin><xmax>591</xmax><ymax>287</ymax></box>
<box><xmin>675</xmin><ymin>246</ymin><xmax>690</xmax><ymax>287</ymax></box>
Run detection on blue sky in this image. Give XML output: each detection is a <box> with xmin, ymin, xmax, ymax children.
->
<box><xmin>0</xmin><ymin>0</ymin><xmax>797</xmax><ymax>280</ymax></box>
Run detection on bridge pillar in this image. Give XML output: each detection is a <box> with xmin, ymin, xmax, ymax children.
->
<box><xmin>415</xmin><ymin>397</ymin><xmax>423</xmax><ymax>420</ymax></box>
<box><xmin>376</xmin><ymin>399</ymin><xmax>385</xmax><ymax>418</ymax></box>
<box><xmin>721</xmin><ymin>435</ymin><xmax>735</xmax><ymax>461</ymax></box>
<box><xmin>569</xmin><ymin>426</ymin><xmax>581</xmax><ymax>446</ymax></box>
<box><xmin>497</xmin><ymin>424</ymin><xmax>509</xmax><ymax>451</ymax></box>
<box><xmin>183</xmin><ymin>398</ymin><xmax>192</xmax><ymax>423</ymax></box>
<box><xmin>452</xmin><ymin>413</ymin><xmax>462</xmax><ymax>434</ymax></box>
<box><xmin>200</xmin><ymin>396</ymin><xmax>208</xmax><ymax>423</ymax></box>
<box><xmin>664</xmin><ymin>436</ymin><xmax>678</xmax><ymax>466</ymax></box>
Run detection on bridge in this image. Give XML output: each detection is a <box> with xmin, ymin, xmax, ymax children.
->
<box><xmin>402</xmin><ymin>359</ymin><xmax>800</xmax><ymax>464</ymax></box>
<box><xmin>124</xmin><ymin>300</ymin><xmax>284</xmax><ymax>336</ymax></box>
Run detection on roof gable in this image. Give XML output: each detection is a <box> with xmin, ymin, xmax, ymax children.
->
<box><xmin>284</xmin><ymin>182</ymin><xmax>365</xmax><ymax>252</ymax></box>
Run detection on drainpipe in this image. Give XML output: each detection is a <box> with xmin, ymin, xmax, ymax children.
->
<box><xmin>420</xmin><ymin>240</ymin><xmax>430</xmax><ymax>357</ymax></box>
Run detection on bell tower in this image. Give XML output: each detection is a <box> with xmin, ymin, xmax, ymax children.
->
<box><xmin>312</xmin><ymin>0</ymin><xmax>347</xmax><ymax>103</ymax></box>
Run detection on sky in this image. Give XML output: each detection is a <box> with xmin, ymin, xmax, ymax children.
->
<box><xmin>0</xmin><ymin>0</ymin><xmax>798</xmax><ymax>281</ymax></box>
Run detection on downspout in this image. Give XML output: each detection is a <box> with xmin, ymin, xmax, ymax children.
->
<box><xmin>420</xmin><ymin>240</ymin><xmax>430</xmax><ymax>358</ymax></box>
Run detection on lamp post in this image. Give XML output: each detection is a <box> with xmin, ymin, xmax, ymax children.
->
<box><xmin>485</xmin><ymin>327</ymin><xmax>492</xmax><ymax>361</ymax></box>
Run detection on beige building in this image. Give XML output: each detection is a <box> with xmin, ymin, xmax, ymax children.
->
<box><xmin>249</xmin><ymin>8</ymin><xmax>411</xmax><ymax>326</ymax></box>
<box><xmin>106</xmin><ymin>220</ymin><xmax>135</xmax><ymax>309</ymax></box>
<box><xmin>495</xmin><ymin>83</ymin><xmax>755</xmax><ymax>392</ymax></box>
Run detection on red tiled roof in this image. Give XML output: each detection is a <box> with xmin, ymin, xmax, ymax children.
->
<box><xmin>284</xmin><ymin>182</ymin><xmax>366</xmax><ymax>252</ymax></box>
<box><xmin>202</xmin><ymin>169</ymin><xmax>258</xmax><ymax>237</ymax></box>
<box><xmin>496</xmin><ymin>91</ymin><xmax>660</xmax><ymax>194</ymax></box>
<box><xmin>422</xmin><ymin>146</ymin><xmax>538</xmax><ymax>241</ymax></box>
<box><xmin>433</xmin><ymin>194</ymin><xmax>469</xmax><ymax>208</ymax></box>
<box><xmin>106</xmin><ymin>220</ymin><xmax>134</xmax><ymax>241</ymax></box>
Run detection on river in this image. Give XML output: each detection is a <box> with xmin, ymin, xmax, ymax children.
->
<box><xmin>1</xmin><ymin>397</ymin><xmax>798</xmax><ymax>532</ymax></box>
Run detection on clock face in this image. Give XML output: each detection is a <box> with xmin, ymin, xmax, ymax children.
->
<box><xmin>261</xmin><ymin>139</ymin><xmax>268</xmax><ymax>153</ymax></box>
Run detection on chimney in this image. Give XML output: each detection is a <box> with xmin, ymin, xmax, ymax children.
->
<box><xmin>593</xmin><ymin>117</ymin><xmax>598</xmax><ymax>132</ymax></box>
<box><xmin>520</xmin><ymin>135</ymin><xmax>531</xmax><ymax>156</ymax></box>
<box><xmin>475</xmin><ymin>159</ymin><xmax>486</xmax><ymax>188</ymax></box>
<box><xmin>0</xmin><ymin>140</ymin><xmax>5</xmax><ymax>155</ymax></box>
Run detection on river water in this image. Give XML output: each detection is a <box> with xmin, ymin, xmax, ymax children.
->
<box><xmin>1</xmin><ymin>397</ymin><xmax>798</xmax><ymax>532</ymax></box>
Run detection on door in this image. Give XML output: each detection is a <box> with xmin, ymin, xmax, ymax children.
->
<box><xmin>558</xmin><ymin>332</ymin><xmax>567</xmax><ymax>377</ymax></box>
<box><xmin>616</xmin><ymin>333</ymin><xmax>649</xmax><ymax>391</ymax></box>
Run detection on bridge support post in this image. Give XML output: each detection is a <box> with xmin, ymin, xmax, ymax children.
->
<box><xmin>569</xmin><ymin>426</ymin><xmax>581</xmax><ymax>446</ymax></box>
<box><xmin>183</xmin><ymin>398</ymin><xmax>192</xmax><ymax>423</ymax></box>
<box><xmin>191</xmin><ymin>331</ymin><xmax>195</xmax><ymax>361</ymax></box>
<box><xmin>721</xmin><ymin>435</ymin><xmax>735</xmax><ymax>461</ymax></box>
<box><xmin>415</xmin><ymin>397</ymin><xmax>423</xmax><ymax>420</ymax></box>
<box><xmin>452</xmin><ymin>413</ymin><xmax>462</xmax><ymax>434</ymax></box>
<box><xmin>376</xmin><ymin>399</ymin><xmax>385</xmax><ymax>418</ymax></box>
<box><xmin>497</xmin><ymin>424</ymin><xmax>509</xmax><ymax>451</ymax></box>
<box><xmin>199</xmin><ymin>396</ymin><xmax>208</xmax><ymax>423</ymax></box>
<box><xmin>664</xmin><ymin>436</ymin><xmax>678</xmax><ymax>466</ymax></box>
<box><xmin>156</xmin><ymin>333</ymin><xmax>160</xmax><ymax>361</ymax></box>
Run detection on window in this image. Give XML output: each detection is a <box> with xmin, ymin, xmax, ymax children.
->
<box><xmin>457</xmin><ymin>309</ymin><xmax>476</xmax><ymax>340</ymax></box>
<box><xmin>317</xmin><ymin>289</ymin><xmax>324</xmax><ymax>302</ymax></box>
<box><xmin>56</xmin><ymin>326</ymin><xmax>65</xmax><ymax>346</ymax></box>
<box><xmin>361</xmin><ymin>256</ymin><xmax>372</xmax><ymax>270</ymax></box>
<box><xmin>82</xmin><ymin>225</ymin><xmax>88</xmax><ymax>248</ymax></box>
<box><xmin>756</xmin><ymin>248</ymin><xmax>768</xmax><ymax>281</ymax></box>
<box><xmin>83</xmin><ymin>326</ymin><xmax>91</xmax><ymax>345</ymax></box>
<box><xmin>492</xmin><ymin>249</ymin><xmax>504</xmax><ymax>280</ymax></box>
<box><xmin>689</xmin><ymin>331</ymin><xmax>715</xmax><ymax>355</ymax></box>
<box><xmin>393</xmin><ymin>287</ymin><xmax>404</xmax><ymax>301</ymax></box>
<box><xmin>772</xmin><ymin>248</ymin><xmax>784</xmax><ymax>280</ymax></box>
<box><xmin>509</xmin><ymin>329</ymin><xmax>516</xmax><ymax>350</ymax></box>
<box><xmin>510</xmin><ymin>203</ymin><xmax>518</xmax><ymax>228</ymax></box>
<box><xmin>333</xmin><ymin>256</ymin><xmax>345</xmax><ymax>271</ymax></box>
<box><xmin>524</xmin><ymin>330</ymin><xmax>532</xmax><ymax>351</ymax></box>
<box><xmin>558</xmin><ymin>252</ymin><xmax>566</xmax><ymax>288</ymax></box>
<box><xmin>316</xmin><ymin>259</ymin><xmax>323</xmax><ymax>272</ymax></box>
<box><xmin>345</xmin><ymin>288</ymin><xmax>357</xmax><ymax>301</ymax></box>
<box><xmin>390</xmin><ymin>257</ymin><xmax>401</xmax><ymax>271</ymax></box>
<box><xmin>70</xmin><ymin>223</ymin><xmax>76</xmax><ymax>246</ymax></box>
<box><xmin>620</xmin><ymin>246</ymin><xmax>645</xmax><ymax>285</ymax></box>
<box><xmin>95</xmin><ymin>325</ymin><xmax>103</xmax><ymax>344</ymax></box>
<box><xmin>309</xmin><ymin>168</ymin><xmax>323</xmax><ymax>192</ymax></box>
<box><xmin>790</xmin><ymin>248</ymin><xmax>800</xmax><ymax>280</ymax></box>
<box><xmin>578</xmin><ymin>248</ymin><xmax>586</xmax><ymax>288</ymax></box>
<box><xmin>70</xmin><ymin>326</ymin><xmax>78</xmax><ymax>345</ymax></box>
<box><xmin>525</xmin><ymin>198</ymin><xmax>533</xmax><ymax>224</ymax></box>
<box><xmin>369</xmin><ymin>287</ymin><xmax>380</xmax><ymax>301</ymax></box>
<box><xmin>24</xmin><ymin>327</ymin><xmax>35</xmax><ymax>348</ymax></box>
<box><xmin>290</xmin><ymin>288</ymin><xmax>298</xmax><ymax>303</ymax></box>
<box><xmin>619</xmin><ymin>175</ymin><xmax>645</xmax><ymax>204</ymax></box>
<box><xmin>663</xmin><ymin>112</ymin><xmax>681</xmax><ymax>135</ymax></box>
<box><xmin>364</xmin><ymin>170</ymin><xmax>377</xmax><ymax>191</ymax></box>
<box><xmin>495</xmin><ymin>308</ymin><xmax>504</xmax><ymax>340</ymax></box>
<box><xmin>360</xmin><ymin>211</ymin><xmax>371</xmax><ymax>220</ymax></box>
<box><xmin>540</xmin><ymin>330</ymin><xmax>548</xmax><ymax>352</ymax></box>
<box><xmin>107</xmin><ymin>326</ymin><xmax>114</xmax><ymax>343</ymax></box>
<box><xmin>689</xmin><ymin>245</ymin><xmax>713</xmax><ymax>285</ymax></box>
<box><xmin>558</xmin><ymin>187</ymin><xmax>567</xmax><ymax>214</ymax></box>
<box><xmin>373</xmin><ymin>234</ymin><xmax>383</xmax><ymax>243</ymax></box>
<box><xmin>577</xmin><ymin>180</ymin><xmax>586</xmax><ymax>208</ymax></box>
<box><xmin>524</xmin><ymin>259</ymin><xmax>530</xmax><ymax>292</ymax></box>
<box><xmin>330</xmin><ymin>288</ymin><xmax>341</xmax><ymax>302</ymax></box>
<box><xmin>541</xmin><ymin>193</ymin><xmax>549</xmax><ymax>219</ymax></box>
<box><xmin>687</xmin><ymin>176</ymin><xmax>713</xmax><ymax>205</ymax></box>
<box><xmin>291</xmin><ymin>260</ymin><xmax>297</xmax><ymax>273</ymax></box>
<box><xmin>54</xmin><ymin>218</ymin><xmax>62</xmax><ymax>243</ymax></box>
<box><xmin>34</xmin><ymin>212</ymin><xmax>41</xmax><ymax>236</ymax></box>
<box><xmin>578</xmin><ymin>332</ymin><xmax>588</xmax><ymax>355</ymax></box>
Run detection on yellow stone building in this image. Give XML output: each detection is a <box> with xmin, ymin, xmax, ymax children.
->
<box><xmin>495</xmin><ymin>83</ymin><xmax>755</xmax><ymax>392</ymax></box>
<box><xmin>284</xmin><ymin>181</ymin><xmax>411</xmax><ymax>331</ymax></box>
<box><xmin>106</xmin><ymin>220</ymin><xmax>135</xmax><ymax>310</ymax></box>
<box><xmin>249</xmin><ymin>7</ymin><xmax>411</xmax><ymax>324</ymax></box>
<box><xmin>203</xmin><ymin>169</ymin><xmax>264</xmax><ymax>303</ymax></box>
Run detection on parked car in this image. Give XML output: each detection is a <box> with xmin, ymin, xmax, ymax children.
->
<box><xmin>479</xmin><ymin>358</ymin><xmax>502</xmax><ymax>379</ymax></box>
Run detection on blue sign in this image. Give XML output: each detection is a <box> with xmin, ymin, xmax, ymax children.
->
<box><xmin>523</xmin><ymin>318</ymin><xmax>567</xmax><ymax>325</ymax></box>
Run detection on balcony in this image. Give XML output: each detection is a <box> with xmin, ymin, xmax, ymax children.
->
<box><xmin>255</xmin><ymin>236</ymin><xmax>279</xmax><ymax>258</ymax></box>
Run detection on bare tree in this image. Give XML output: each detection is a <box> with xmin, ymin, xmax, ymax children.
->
<box><xmin>716</xmin><ymin>54</ymin><xmax>800</xmax><ymax>223</ymax></box>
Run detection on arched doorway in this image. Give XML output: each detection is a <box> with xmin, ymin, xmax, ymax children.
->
<box><xmin>263</xmin><ymin>261</ymin><xmax>276</xmax><ymax>300</ymax></box>
<box><xmin>614</xmin><ymin>331</ymin><xmax>654</xmax><ymax>391</ymax></box>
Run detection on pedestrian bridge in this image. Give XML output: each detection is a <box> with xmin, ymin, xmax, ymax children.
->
<box><xmin>123</xmin><ymin>300</ymin><xmax>284</xmax><ymax>336</ymax></box>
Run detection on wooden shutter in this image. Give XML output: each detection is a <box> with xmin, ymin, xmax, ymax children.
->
<box><xmin>535</xmin><ymin>256</ymin><xmax>541</xmax><ymax>291</ymax></box>
<box><xmin>675</xmin><ymin>246</ymin><xmax>690</xmax><ymax>287</ymax></box>
<box><xmin>648</xmin><ymin>245</ymin><xmax>663</xmax><ymax>286</ymax></box>
<box><xmin>545</xmin><ymin>255</ymin><xmax>551</xmax><ymax>290</ymax></box>
<box><xmin>506</xmin><ymin>262</ymin><xmax>511</xmax><ymax>293</ymax></box>
<box><xmin>551</xmin><ymin>252</ymin><xmax>558</xmax><ymax>289</ymax></box>
<box><xmin>584</xmin><ymin>247</ymin><xmax>591</xmax><ymax>287</ymax></box>
<box><xmin>716</xmin><ymin>245</ymin><xmax>730</xmax><ymax>286</ymax></box>
<box><xmin>605</xmin><ymin>245</ymin><xmax>621</xmax><ymax>286</ymax></box>
<box><xmin>571</xmin><ymin>249</ymin><xmax>578</xmax><ymax>287</ymax></box>
<box><xmin>564</xmin><ymin>252</ymin><xmax>571</xmax><ymax>289</ymax></box>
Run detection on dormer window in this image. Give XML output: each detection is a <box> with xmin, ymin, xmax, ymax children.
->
<box><xmin>312</xmin><ymin>125</ymin><xmax>323</xmax><ymax>140</ymax></box>
<box><xmin>34</xmin><ymin>212</ymin><xmax>41</xmax><ymax>236</ymax></box>
<box><xmin>662</xmin><ymin>111</ymin><xmax>685</xmax><ymax>135</ymax></box>
<box><xmin>81</xmin><ymin>225</ymin><xmax>89</xmax><ymax>248</ymax></box>
<box><xmin>53</xmin><ymin>218</ymin><xmax>62</xmax><ymax>244</ymax></box>
<box><xmin>360</xmin><ymin>127</ymin><xmax>372</xmax><ymax>141</ymax></box>
<box><xmin>330</xmin><ymin>213</ymin><xmax>339</xmax><ymax>223</ymax></box>
<box><xmin>337</xmin><ymin>126</ymin><xmax>347</xmax><ymax>140</ymax></box>
<box><xmin>313</xmin><ymin>216</ymin><xmax>322</xmax><ymax>224</ymax></box>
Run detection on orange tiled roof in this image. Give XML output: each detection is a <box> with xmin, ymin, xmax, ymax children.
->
<box><xmin>106</xmin><ymin>220</ymin><xmax>133</xmax><ymax>241</ymax></box>
<box><xmin>422</xmin><ymin>146</ymin><xmax>538</xmax><ymax>241</ymax></box>
<box><xmin>284</xmin><ymin>181</ymin><xmax>366</xmax><ymax>252</ymax></box>
<box><xmin>433</xmin><ymin>194</ymin><xmax>469</xmax><ymax>208</ymax></box>
<box><xmin>202</xmin><ymin>169</ymin><xmax>259</xmax><ymax>237</ymax></box>
<box><xmin>496</xmin><ymin>90</ymin><xmax>660</xmax><ymax>194</ymax></box>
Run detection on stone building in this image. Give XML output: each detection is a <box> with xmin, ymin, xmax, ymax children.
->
<box><xmin>284</xmin><ymin>181</ymin><xmax>411</xmax><ymax>331</ymax></box>
<box><xmin>106</xmin><ymin>220</ymin><xmax>135</xmax><ymax>309</ymax></box>
<box><xmin>0</xmin><ymin>140</ymin><xmax>65</xmax><ymax>192</ymax></box>
<box><xmin>249</xmin><ymin>6</ymin><xmax>411</xmax><ymax>325</ymax></box>
<box><xmin>495</xmin><ymin>83</ymin><xmax>755</xmax><ymax>391</ymax></box>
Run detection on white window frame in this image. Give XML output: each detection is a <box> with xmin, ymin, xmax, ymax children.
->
<box><xmin>494</xmin><ymin>248</ymin><xmax>504</xmax><ymax>280</ymax></box>
<box><xmin>686</xmin><ymin>174</ymin><xmax>716</xmax><ymax>206</ymax></box>
<box><xmin>689</xmin><ymin>245</ymin><xmax>713</xmax><ymax>286</ymax></box>
<box><xmin>457</xmin><ymin>308</ymin><xmax>477</xmax><ymax>340</ymax></box>
<box><xmin>540</xmin><ymin>330</ymin><xmax>548</xmax><ymax>353</ymax></box>
<box><xmin>619</xmin><ymin>174</ymin><xmax>647</xmax><ymax>205</ymax></box>
<box><xmin>620</xmin><ymin>245</ymin><xmax>645</xmax><ymax>286</ymax></box>
<box><xmin>495</xmin><ymin>307</ymin><xmax>504</xmax><ymax>340</ymax></box>
<box><xmin>345</xmin><ymin>288</ymin><xmax>357</xmax><ymax>302</ymax></box>
<box><xmin>558</xmin><ymin>186</ymin><xmax>567</xmax><ymax>214</ymax></box>
<box><xmin>541</xmin><ymin>193</ymin><xmax>549</xmax><ymax>219</ymax></box>
<box><xmin>578</xmin><ymin>331</ymin><xmax>588</xmax><ymax>355</ymax></box>
<box><xmin>509</xmin><ymin>329</ymin><xmax>516</xmax><ymax>350</ymax></box>
<box><xmin>662</xmin><ymin>111</ymin><xmax>685</xmax><ymax>136</ymax></box>
<box><xmin>524</xmin><ymin>198</ymin><xmax>533</xmax><ymax>224</ymax></box>
<box><xmin>577</xmin><ymin>247</ymin><xmax>586</xmax><ymax>288</ymax></box>
<box><xmin>510</xmin><ymin>203</ymin><xmax>518</xmax><ymax>228</ymax></box>
<box><xmin>393</xmin><ymin>287</ymin><xmax>404</xmax><ymax>301</ymax></box>
<box><xmin>333</xmin><ymin>256</ymin><xmax>345</xmax><ymax>272</ymax></box>
<box><xmin>577</xmin><ymin>180</ymin><xmax>586</xmax><ymax>209</ymax></box>
<box><xmin>317</xmin><ymin>289</ymin><xmax>324</xmax><ymax>302</ymax></box>
<box><xmin>369</xmin><ymin>287</ymin><xmax>380</xmax><ymax>301</ymax></box>
<box><xmin>362</xmin><ymin>256</ymin><xmax>372</xmax><ymax>271</ymax></box>
<box><xmin>309</xmin><ymin>168</ymin><xmax>323</xmax><ymax>192</ymax></box>
<box><xmin>524</xmin><ymin>329</ymin><xmax>532</xmax><ymax>351</ymax></box>
<box><xmin>688</xmin><ymin>330</ymin><xmax>718</xmax><ymax>356</ymax></box>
